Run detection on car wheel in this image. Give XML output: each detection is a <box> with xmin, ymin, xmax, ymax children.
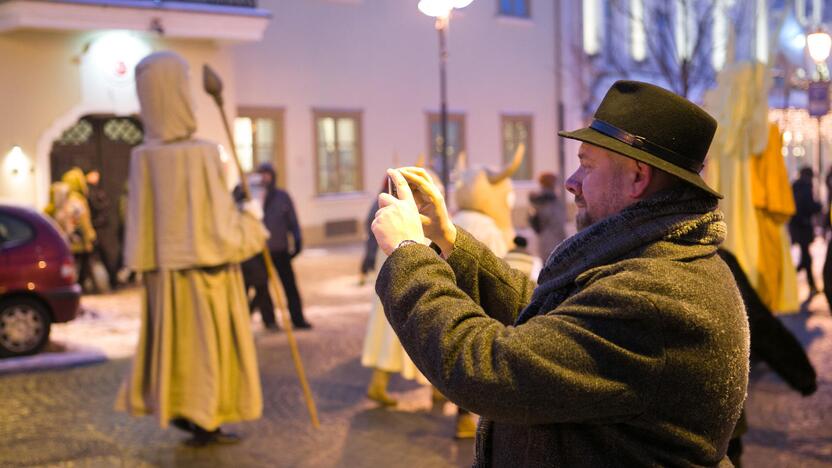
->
<box><xmin>0</xmin><ymin>298</ymin><xmax>51</xmax><ymax>358</ymax></box>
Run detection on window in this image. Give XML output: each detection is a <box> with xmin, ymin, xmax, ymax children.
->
<box><xmin>755</xmin><ymin>0</ymin><xmax>768</xmax><ymax>63</ymax></box>
<box><xmin>498</xmin><ymin>0</ymin><xmax>530</xmax><ymax>18</ymax></box>
<box><xmin>630</xmin><ymin>0</ymin><xmax>646</xmax><ymax>62</ymax></box>
<box><xmin>712</xmin><ymin>0</ymin><xmax>728</xmax><ymax>70</ymax></box>
<box><xmin>674</xmin><ymin>0</ymin><xmax>696</xmax><ymax>61</ymax></box>
<box><xmin>427</xmin><ymin>113</ymin><xmax>466</xmax><ymax>179</ymax></box>
<box><xmin>583</xmin><ymin>0</ymin><xmax>603</xmax><ymax>55</ymax></box>
<box><xmin>501</xmin><ymin>115</ymin><xmax>533</xmax><ymax>181</ymax></box>
<box><xmin>0</xmin><ymin>213</ymin><xmax>34</xmax><ymax>248</ymax></box>
<box><xmin>235</xmin><ymin>107</ymin><xmax>286</xmax><ymax>187</ymax></box>
<box><xmin>314</xmin><ymin>110</ymin><xmax>363</xmax><ymax>195</ymax></box>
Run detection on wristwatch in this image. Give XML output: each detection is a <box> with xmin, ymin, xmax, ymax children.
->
<box><xmin>396</xmin><ymin>239</ymin><xmax>419</xmax><ymax>251</ymax></box>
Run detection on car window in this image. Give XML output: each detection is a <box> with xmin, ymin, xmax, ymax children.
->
<box><xmin>0</xmin><ymin>213</ymin><xmax>34</xmax><ymax>248</ymax></box>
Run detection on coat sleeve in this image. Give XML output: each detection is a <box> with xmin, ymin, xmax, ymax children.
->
<box><xmin>376</xmin><ymin>240</ymin><xmax>664</xmax><ymax>426</ymax></box>
<box><xmin>445</xmin><ymin>228</ymin><xmax>534</xmax><ymax>325</ymax></box>
<box><xmin>284</xmin><ymin>191</ymin><xmax>302</xmax><ymax>248</ymax></box>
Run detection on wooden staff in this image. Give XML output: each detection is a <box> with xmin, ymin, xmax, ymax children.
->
<box><xmin>203</xmin><ymin>64</ymin><xmax>320</xmax><ymax>429</ymax></box>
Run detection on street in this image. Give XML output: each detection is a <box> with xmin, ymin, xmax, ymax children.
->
<box><xmin>1</xmin><ymin>241</ymin><xmax>832</xmax><ymax>467</ymax></box>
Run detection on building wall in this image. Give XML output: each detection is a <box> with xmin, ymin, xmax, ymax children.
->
<box><xmin>0</xmin><ymin>28</ymin><xmax>241</xmax><ymax>208</ymax></box>
<box><xmin>231</xmin><ymin>0</ymin><xmax>561</xmax><ymax>245</ymax></box>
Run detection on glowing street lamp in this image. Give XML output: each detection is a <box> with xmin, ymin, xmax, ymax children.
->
<box><xmin>808</xmin><ymin>29</ymin><xmax>832</xmax><ymax>64</ymax></box>
<box><xmin>418</xmin><ymin>0</ymin><xmax>474</xmax><ymax>190</ymax></box>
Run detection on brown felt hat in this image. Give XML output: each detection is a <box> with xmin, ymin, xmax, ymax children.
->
<box><xmin>559</xmin><ymin>80</ymin><xmax>722</xmax><ymax>198</ymax></box>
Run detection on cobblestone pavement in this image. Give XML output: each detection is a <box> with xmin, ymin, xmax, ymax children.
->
<box><xmin>2</xmin><ymin>242</ymin><xmax>832</xmax><ymax>467</ymax></box>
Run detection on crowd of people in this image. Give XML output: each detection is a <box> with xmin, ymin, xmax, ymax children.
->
<box><xmin>36</xmin><ymin>50</ymin><xmax>825</xmax><ymax>466</ymax></box>
<box><xmin>44</xmin><ymin>167</ymin><xmax>127</xmax><ymax>293</ymax></box>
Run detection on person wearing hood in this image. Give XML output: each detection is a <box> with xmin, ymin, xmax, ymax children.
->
<box><xmin>58</xmin><ymin>167</ymin><xmax>97</xmax><ymax>292</ymax></box>
<box><xmin>253</xmin><ymin>162</ymin><xmax>312</xmax><ymax>329</ymax></box>
<box><xmin>115</xmin><ymin>51</ymin><xmax>267</xmax><ymax>446</ymax></box>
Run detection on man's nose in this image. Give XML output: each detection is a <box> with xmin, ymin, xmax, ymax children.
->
<box><xmin>565</xmin><ymin>172</ymin><xmax>580</xmax><ymax>196</ymax></box>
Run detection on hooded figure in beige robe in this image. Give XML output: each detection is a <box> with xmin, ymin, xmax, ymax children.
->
<box><xmin>115</xmin><ymin>51</ymin><xmax>267</xmax><ymax>445</ymax></box>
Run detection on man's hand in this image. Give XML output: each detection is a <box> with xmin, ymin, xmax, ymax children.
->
<box><xmin>372</xmin><ymin>169</ymin><xmax>427</xmax><ymax>256</ymax></box>
<box><xmin>398</xmin><ymin>167</ymin><xmax>457</xmax><ymax>257</ymax></box>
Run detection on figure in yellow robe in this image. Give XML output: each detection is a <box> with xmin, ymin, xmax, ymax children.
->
<box><xmin>115</xmin><ymin>51</ymin><xmax>267</xmax><ymax>445</ymax></box>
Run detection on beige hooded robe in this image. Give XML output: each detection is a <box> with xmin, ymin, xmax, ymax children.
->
<box><xmin>115</xmin><ymin>51</ymin><xmax>267</xmax><ymax>431</ymax></box>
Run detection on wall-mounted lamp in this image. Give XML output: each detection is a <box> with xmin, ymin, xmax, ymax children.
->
<box><xmin>5</xmin><ymin>146</ymin><xmax>30</xmax><ymax>177</ymax></box>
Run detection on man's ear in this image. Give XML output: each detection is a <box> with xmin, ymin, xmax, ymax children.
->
<box><xmin>630</xmin><ymin>161</ymin><xmax>653</xmax><ymax>198</ymax></box>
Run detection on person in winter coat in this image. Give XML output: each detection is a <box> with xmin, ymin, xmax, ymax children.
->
<box><xmin>717</xmin><ymin>248</ymin><xmax>817</xmax><ymax>467</ymax></box>
<box><xmin>789</xmin><ymin>166</ymin><xmax>822</xmax><ymax>299</ymax></box>
<box><xmin>528</xmin><ymin>172</ymin><xmax>567</xmax><ymax>262</ymax></box>
<box><xmin>254</xmin><ymin>162</ymin><xmax>311</xmax><ymax>329</ymax></box>
<box><xmin>115</xmin><ymin>51</ymin><xmax>267</xmax><ymax>446</ymax></box>
<box><xmin>57</xmin><ymin>167</ymin><xmax>97</xmax><ymax>292</ymax></box>
<box><xmin>372</xmin><ymin>81</ymin><xmax>749</xmax><ymax>466</ymax></box>
<box><xmin>85</xmin><ymin>169</ymin><xmax>119</xmax><ymax>290</ymax></box>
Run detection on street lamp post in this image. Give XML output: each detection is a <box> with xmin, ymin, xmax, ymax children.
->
<box><xmin>807</xmin><ymin>28</ymin><xmax>831</xmax><ymax>192</ymax></box>
<box><xmin>418</xmin><ymin>0</ymin><xmax>474</xmax><ymax>191</ymax></box>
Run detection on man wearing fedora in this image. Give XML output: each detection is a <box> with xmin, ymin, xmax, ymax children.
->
<box><xmin>371</xmin><ymin>81</ymin><xmax>749</xmax><ymax>466</ymax></box>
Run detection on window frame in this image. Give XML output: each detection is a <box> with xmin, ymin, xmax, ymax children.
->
<box><xmin>312</xmin><ymin>109</ymin><xmax>364</xmax><ymax>196</ymax></box>
<box><xmin>236</xmin><ymin>106</ymin><xmax>286</xmax><ymax>188</ymax></box>
<box><xmin>500</xmin><ymin>114</ymin><xmax>534</xmax><ymax>181</ymax></box>
<box><xmin>497</xmin><ymin>0</ymin><xmax>531</xmax><ymax>18</ymax></box>
<box><xmin>426</xmin><ymin>112</ymin><xmax>467</xmax><ymax>175</ymax></box>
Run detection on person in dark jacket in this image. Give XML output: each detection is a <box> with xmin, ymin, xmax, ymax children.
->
<box><xmin>717</xmin><ymin>248</ymin><xmax>817</xmax><ymax>467</ymax></box>
<box><xmin>86</xmin><ymin>169</ymin><xmax>119</xmax><ymax>290</ymax></box>
<box><xmin>254</xmin><ymin>162</ymin><xmax>311</xmax><ymax>329</ymax></box>
<box><xmin>789</xmin><ymin>167</ymin><xmax>821</xmax><ymax>299</ymax></box>
<box><xmin>372</xmin><ymin>81</ymin><xmax>749</xmax><ymax>466</ymax></box>
<box><xmin>528</xmin><ymin>172</ymin><xmax>567</xmax><ymax>262</ymax></box>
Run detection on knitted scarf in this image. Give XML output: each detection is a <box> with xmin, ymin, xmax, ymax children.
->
<box><xmin>515</xmin><ymin>185</ymin><xmax>726</xmax><ymax>325</ymax></box>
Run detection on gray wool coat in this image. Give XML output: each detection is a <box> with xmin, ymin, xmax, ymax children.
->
<box><xmin>376</xmin><ymin>227</ymin><xmax>749</xmax><ymax>467</ymax></box>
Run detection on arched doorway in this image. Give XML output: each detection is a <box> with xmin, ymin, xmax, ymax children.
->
<box><xmin>50</xmin><ymin>114</ymin><xmax>143</xmax><ymax>282</ymax></box>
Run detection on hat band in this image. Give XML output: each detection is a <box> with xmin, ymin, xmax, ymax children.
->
<box><xmin>590</xmin><ymin>119</ymin><xmax>704</xmax><ymax>173</ymax></box>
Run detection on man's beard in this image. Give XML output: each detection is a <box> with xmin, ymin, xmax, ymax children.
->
<box><xmin>575</xmin><ymin>210</ymin><xmax>594</xmax><ymax>231</ymax></box>
<box><xmin>574</xmin><ymin>196</ymin><xmax>593</xmax><ymax>231</ymax></box>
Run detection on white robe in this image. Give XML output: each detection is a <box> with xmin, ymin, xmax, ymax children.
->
<box><xmin>361</xmin><ymin>253</ymin><xmax>428</xmax><ymax>384</ymax></box>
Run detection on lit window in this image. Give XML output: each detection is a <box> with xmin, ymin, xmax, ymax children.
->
<box><xmin>236</xmin><ymin>108</ymin><xmax>286</xmax><ymax>186</ymax></box>
<box><xmin>675</xmin><ymin>0</ymin><xmax>696</xmax><ymax>61</ymax></box>
<box><xmin>630</xmin><ymin>0</ymin><xmax>646</xmax><ymax>61</ymax></box>
<box><xmin>427</xmin><ymin>113</ymin><xmax>466</xmax><ymax>179</ymax></box>
<box><xmin>583</xmin><ymin>0</ymin><xmax>602</xmax><ymax>55</ymax></box>
<box><xmin>314</xmin><ymin>110</ymin><xmax>363</xmax><ymax>194</ymax></box>
<box><xmin>234</xmin><ymin>117</ymin><xmax>254</xmax><ymax>172</ymax></box>
<box><xmin>755</xmin><ymin>0</ymin><xmax>769</xmax><ymax>63</ymax></box>
<box><xmin>498</xmin><ymin>0</ymin><xmax>530</xmax><ymax>18</ymax></box>
<box><xmin>501</xmin><ymin>115</ymin><xmax>533</xmax><ymax>180</ymax></box>
<box><xmin>712</xmin><ymin>0</ymin><xmax>728</xmax><ymax>70</ymax></box>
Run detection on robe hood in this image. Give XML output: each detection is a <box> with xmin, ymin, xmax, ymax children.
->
<box><xmin>135</xmin><ymin>51</ymin><xmax>197</xmax><ymax>143</ymax></box>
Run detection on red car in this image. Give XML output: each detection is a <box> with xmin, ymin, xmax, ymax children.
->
<box><xmin>0</xmin><ymin>204</ymin><xmax>81</xmax><ymax>357</ymax></box>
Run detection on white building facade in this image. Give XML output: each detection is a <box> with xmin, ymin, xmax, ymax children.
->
<box><xmin>0</xmin><ymin>0</ymin><xmax>578</xmax><ymax>246</ymax></box>
<box><xmin>230</xmin><ymin>0</ymin><xmax>570</xmax><ymax>244</ymax></box>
